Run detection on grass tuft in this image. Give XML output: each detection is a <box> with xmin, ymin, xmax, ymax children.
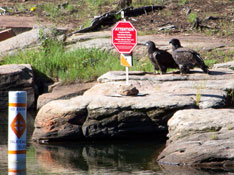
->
<box><xmin>178</xmin><ymin>0</ymin><xmax>188</xmax><ymax>6</ymax></box>
<box><xmin>187</xmin><ymin>12</ymin><xmax>197</xmax><ymax>23</ymax></box>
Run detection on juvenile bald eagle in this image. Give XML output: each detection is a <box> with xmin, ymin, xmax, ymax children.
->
<box><xmin>169</xmin><ymin>38</ymin><xmax>209</xmax><ymax>74</ymax></box>
<box><xmin>145</xmin><ymin>41</ymin><xmax>178</xmax><ymax>74</ymax></box>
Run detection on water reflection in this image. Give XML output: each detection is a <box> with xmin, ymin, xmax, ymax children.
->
<box><xmin>32</xmin><ymin>140</ymin><xmax>164</xmax><ymax>174</ymax></box>
<box><xmin>159</xmin><ymin>163</ymin><xmax>234</xmax><ymax>175</ymax></box>
<box><xmin>1</xmin><ymin>111</ymin><xmax>233</xmax><ymax>174</ymax></box>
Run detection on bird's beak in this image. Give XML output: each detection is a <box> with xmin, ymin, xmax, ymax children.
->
<box><xmin>145</xmin><ymin>43</ymin><xmax>148</xmax><ymax>46</ymax></box>
<box><xmin>136</xmin><ymin>43</ymin><xmax>146</xmax><ymax>46</ymax></box>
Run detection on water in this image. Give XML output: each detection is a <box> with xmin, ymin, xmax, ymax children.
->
<box><xmin>0</xmin><ymin>111</ymin><xmax>165</xmax><ymax>175</ymax></box>
<box><xmin>1</xmin><ymin>111</ymin><xmax>232</xmax><ymax>175</ymax></box>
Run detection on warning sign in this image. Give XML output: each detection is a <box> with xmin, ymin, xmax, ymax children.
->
<box><xmin>10</xmin><ymin>113</ymin><xmax>26</xmax><ymax>139</ymax></box>
<box><xmin>112</xmin><ymin>21</ymin><xmax>137</xmax><ymax>54</ymax></box>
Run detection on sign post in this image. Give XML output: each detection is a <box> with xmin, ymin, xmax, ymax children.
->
<box><xmin>8</xmin><ymin>91</ymin><xmax>27</xmax><ymax>175</ymax></box>
<box><xmin>112</xmin><ymin>12</ymin><xmax>137</xmax><ymax>84</ymax></box>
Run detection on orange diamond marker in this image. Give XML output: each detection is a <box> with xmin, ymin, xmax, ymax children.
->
<box><xmin>10</xmin><ymin>113</ymin><xmax>26</xmax><ymax>138</ymax></box>
<box><xmin>120</xmin><ymin>54</ymin><xmax>131</xmax><ymax>67</ymax></box>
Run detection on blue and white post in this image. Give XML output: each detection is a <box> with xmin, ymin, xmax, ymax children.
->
<box><xmin>8</xmin><ymin>91</ymin><xmax>27</xmax><ymax>175</ymax></box>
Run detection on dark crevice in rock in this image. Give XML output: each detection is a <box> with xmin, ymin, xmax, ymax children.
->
<box><xmin>195</xmin><ymin>159</ymin><xmax>234</xmax><ymax>174</ymax></box>
<box><xmin>199</xmin><ymin>157</ymin><xmax>234</xmax><ymax>164</ymax></box>
<box><xmin>67</xmin><ymin>108</ymin><xmax>88</xmax><ymax>125</ymax></box>
<box><xmin>226</xmin><ymin>89</ymin><xmax>234</xmax><ymax>108</ymax></box>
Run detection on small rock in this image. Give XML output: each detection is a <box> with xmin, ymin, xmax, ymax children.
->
<box><xmin>57</xmin><ymin>34</ymin><xmax>66</xmax><ymax>42</ymax></box>
<box><xmin>213</xmin><ymin>61</ymin><xmax>234</xmax><ymax>69</ymax></box>
<box><xmin>158</xmin><ymin>25</ymin><xmax>176</xmax><ymax>31</ymax></box>
<box><xmin>186</xmin><ymin>8</ymin><xmax>191</xmax><ymax>15</ymax></box>
<box><xmin>118</xmin><ymin>84</ymin><xmax>139</xmax><ymax>96</ymax></box>
<box><xmin>205</xmin><ymin>16</ymin><xmax>220</xmax><ymax>21</ymax></box>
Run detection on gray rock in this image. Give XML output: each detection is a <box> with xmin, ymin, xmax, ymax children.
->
<box><xmin>213</xmin><ymin>61</ymin><xmax>234</xmax><ymax>69</ymax></box>
<box><xmin>82</xmin><ymin>93</ymin><xmax>195</xmax><ymax>139</ymax></box>
<box><xmin>0</xmin><ymin>29</ymin><xmax>41</xmax><ymax>57</ymax></box>
<box><xmin>158</xmin><ymin>25</ymin><xmax>176</xmax><ymax>31</ymax></box>
<box><xmin>157</xmin><ymin>109</ymin><xmax>234</xmax><ymax>168</ymax></box>
<box><xmin>32</xmin><ymin>86</ymin><xmax>195</xmax><ymax>141</ymax></box>
<box><xmin>0</xmin><ymin>27</ymin><xmax>57</xmax><ymax>57</ymax></box>
<box><xmin>98</xmin><ymin>68</ymin><xmax>234</xmax><ymax>83</ymax></box>
<box><xmin>117</xmin><ymin>84</ymin><xmax>139</xmax><ymax>96</ymax></box>
<box><xmin>32</xmin><ymin>96</ymin><xmax>92</xmax><ymax>142</ymax></box>
<box><xmin>37</xmin><ymin>82</ymin><xmax>96</xmax><ymax>110</ymax></box>
<box><xmin>97</xmin><ymin>69</ymin><xmax>234</xmax><ymax>109</ymax></box>
<box><xmin>0</xmin><ymin>64</ymin><xmax>35</xmax><ymax>110</ymax></box>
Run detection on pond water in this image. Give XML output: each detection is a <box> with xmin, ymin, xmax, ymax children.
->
<box><xmin>0</xmin><ymin>111</ymin><xmax>165</xmax><ymax>175</ymax></box>
<box><xmin>1</xmin><ymin>111</ymin><xmax>232</xmax><ymax>175</ymax></box>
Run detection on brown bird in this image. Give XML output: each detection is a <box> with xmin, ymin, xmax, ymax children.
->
<box><xmin>169</xmin><ymin>38</ymin><xmax>209</xmax><ymax>74</ymax></box>
<box><xmin>145</xmin><ymin>41</ymin><xmax>178</xmax><ymax>74</ymax></box>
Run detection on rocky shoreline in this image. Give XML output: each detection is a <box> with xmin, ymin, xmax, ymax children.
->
<box><xmin>1</xmin><ymin>29</ymin><xmax>234</xmax><ymax>170</ymax></box>
<box><xmin>1</xmin><ymin>61</ymin><xmax>234</xmax><ymax>169</ymax></box>
<box><xmin>32</xmin><ymin>66</ymin><xmax>234</xmax><ymax>168</ymax></box>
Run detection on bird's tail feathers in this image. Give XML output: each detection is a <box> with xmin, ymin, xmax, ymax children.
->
<box><xmin>196</xmin><ymin>54</ymin><xmax>209</xmax><ymax>74</ymax></box>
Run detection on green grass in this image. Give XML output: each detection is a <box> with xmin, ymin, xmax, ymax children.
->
<box><xmin>178</xmin><ymin>0</ymin><xmax>188</xmax><ymax>6</ymax></box>
<box><xmin>187</xmin><ymin>12</ymin><xmax>197</xmax><ymax>23</ymax></box>
<box><xmin>132</xmin><ymin>0</ymin><xmax>165</xmax><ymax>6</ymax></box>
<box><xmin>204</xmin><ymin>59</ymin><xmax>219</xmax><ymax>68</ymax></box>
<box><xmin>1</xmin><ymin>40</ymin><xmax>119</xmax><ymax>83</ymax></box>
<box><xmin>1</xmin><ymin>39</ymin><xmax>153</xmax><ymax>84</ymax></box>
<box><xmin>202</xmin><ymin>49</ymin><xmax>234</xmax><ymax>67</ymax></box>
<box><xmin>2</xmin><ymin>38</ymin><xmax>232</xmax><ymax>84</ymax></box>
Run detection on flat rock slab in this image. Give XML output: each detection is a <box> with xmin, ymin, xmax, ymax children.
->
<box><xmin>0</xmin><ymin>27</ymin><xmax>63</xmax><ymax>57</ymax></box>
<box><xmin>157</xmin><ymin>109</ymin><xmax>234</xmax><ymax>170</ymax></box>
<box><xmin>97</xmin><ymin>68</ymin><xmax>234</xmax><ymax>82</ymax></box>
<box><xmin>37</xmin><ymin>82</ymin><xmax>96</xmax><ymax>110</ymax></box>
<box><xmin>213</xmin><ymin>61</ymin><xmax>234</xmax><ymax>69</ymax></box>
<box><xmin>0</xmin><ymin>28</ymin><xmax>41</xmax><ymax>57</ymax></box>
<box><xmin>96</xmin><ymin>68</ymin><xmax>234</xmax><ymax>109</ymax></box>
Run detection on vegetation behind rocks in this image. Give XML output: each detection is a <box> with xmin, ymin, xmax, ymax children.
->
<box><xmin>0</xmin><ymin>0</ymin><xmax>233</xmax><ymax>83</ymax></box>
<box><xmin>0</xmin><ymin>38</ymin><xmax>155</xmax><ymax>83</ymax></box>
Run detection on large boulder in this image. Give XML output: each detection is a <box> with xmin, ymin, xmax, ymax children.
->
<box><xmin>32</xmin><ymin>96</ymin><xmax>91</xmax><ymax>142</ymax></box>
<box><xmin>157</xmin><ymin>109</ymin><xmax>234</xmax><ymax>170</ymax></box>
<box><xmin>32</xmin><ymin>87</ymin><xmax>195</xmax><ymax>142</ymax></box>
<box><xmin>0</xmin><ymin>64</ymin><xmax>35</xmax><ymax>110</ymax></box>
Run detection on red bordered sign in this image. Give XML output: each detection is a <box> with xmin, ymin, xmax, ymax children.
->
<box><xmin>112</xmin><ymin>21</ymin><xmax>137</xmax><ymax>54</ymax></box>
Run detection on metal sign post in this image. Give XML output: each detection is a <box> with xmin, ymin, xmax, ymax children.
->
<box><xmin>112</xmin><ymin>11</ymin><xmax>137</xmax><ymax>85</ymax></box>
<box><xmin>126</xmin><ymin>66</ymin><xmax>129</xmax><ymax>84</ymax></box>
<box><xmin>8</xmin><ymin>91</ymin><xmax>27</xmax><ymax>175</ymax></box>
<box><xmin>120</xmin><ymin>53</ymin><xmax>133</xmax><ymax>84</ymax></box>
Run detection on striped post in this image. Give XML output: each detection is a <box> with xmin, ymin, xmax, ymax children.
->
<box><xmin>8</xmin><ymin>91</ymin><xmax>27</xmax><ymax>175</ymax></box>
